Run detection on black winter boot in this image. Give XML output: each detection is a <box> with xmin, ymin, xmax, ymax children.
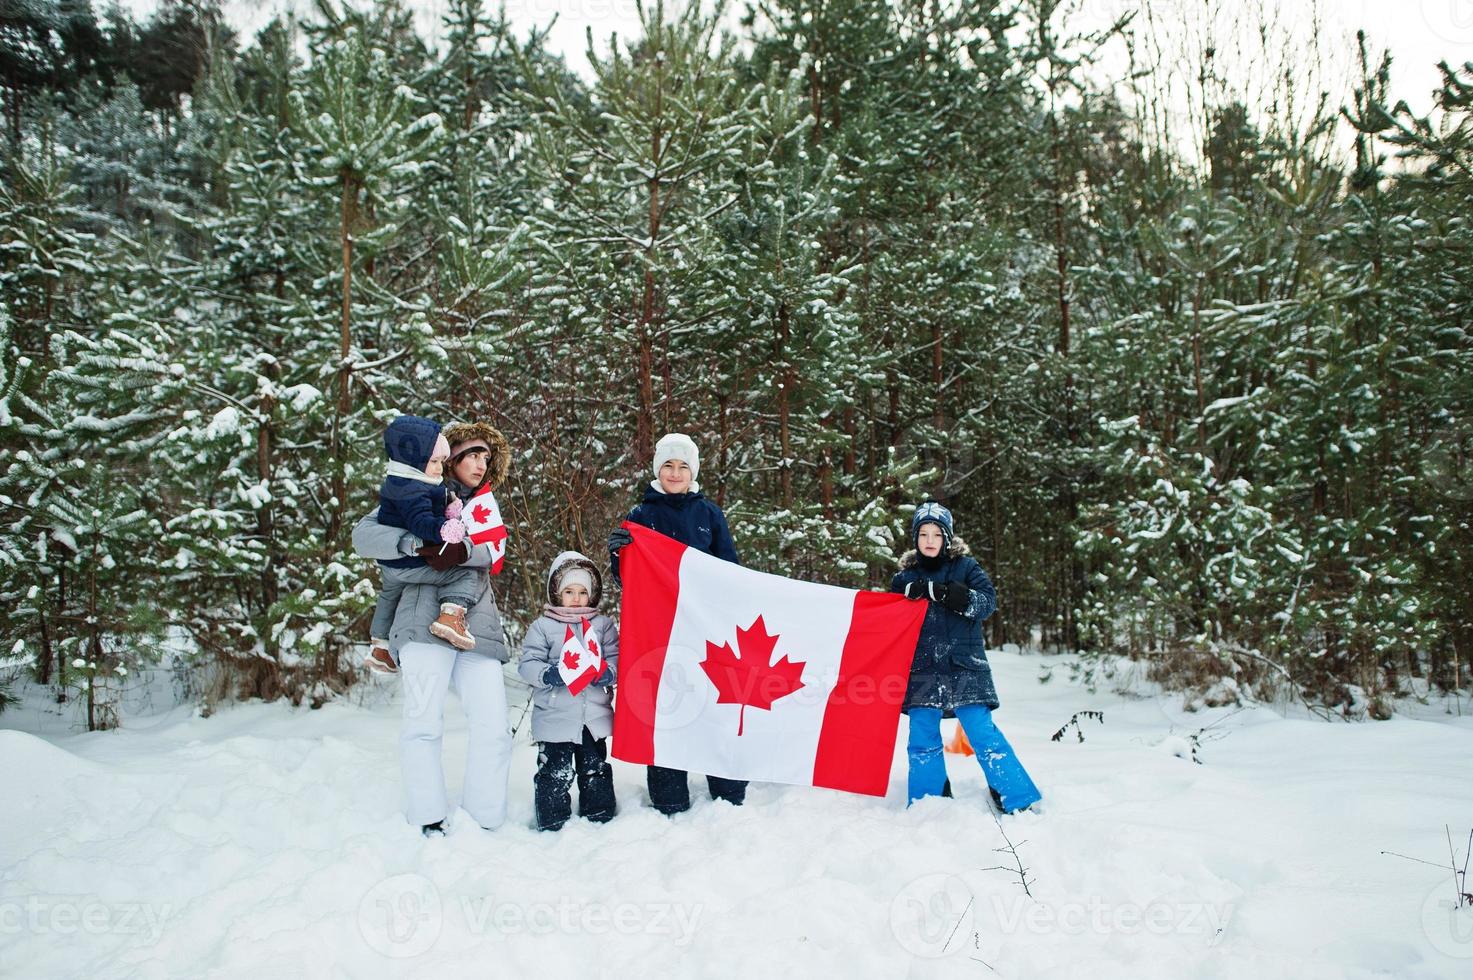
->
<box><xmin>534</xmin><ymin>741</ymin><xmax>578</xmax><ymax>831</ymax></box>
<box><xmin>575</xmin><ymin>729</ymin><xmax>617</xmax><ymax>823</ymax></box>
<box><xmin>647</xmin><ymin>765</ymin><xmax>692</xmax><ymax>814</ymax></box>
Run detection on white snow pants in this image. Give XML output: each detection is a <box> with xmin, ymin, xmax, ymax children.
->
<box><xmin>398</xmin><ymin>640</ymin><xmax>512</xmax><ymax>829</ymax></box>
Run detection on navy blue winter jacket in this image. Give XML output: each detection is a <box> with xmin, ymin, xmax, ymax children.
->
<box><xmin>611</xmin><ymin>484</ymin><xmax>739</xmax><ymax>580</ymax></box>
<box><xmin>889</xmin><ymin>537</ymin><xmax>1000</xmax><ymax>712</ymax></box>
<box><xmin>377</xmin><ymin>415</ymin><xmax>450</xmax><ymax>570</ymax></box>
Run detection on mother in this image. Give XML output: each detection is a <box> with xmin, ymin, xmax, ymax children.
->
<box><xmin>352</xmin><ymin>421</ymin><xmax>514</xmax><ymax>836</ymax></box>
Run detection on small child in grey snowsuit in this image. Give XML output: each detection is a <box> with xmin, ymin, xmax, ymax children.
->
<box><xmin>517</xmin><ymin>552</ymin><xmax>620</xmax><ymax>831</ymax></box>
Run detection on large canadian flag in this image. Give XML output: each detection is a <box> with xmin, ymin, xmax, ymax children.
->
<box><xmin>611</xmin><ymin>522</ymin><xmax>927</xmax><ymax>796</ymax></box>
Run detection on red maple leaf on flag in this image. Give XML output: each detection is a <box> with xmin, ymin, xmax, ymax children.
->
<box><xmin>562</xmin><ymin>648</ymin><xmax>580</xmax><ymax>671</ymax></box>
<box><xmin>700</xmin><ymin>616</ymin><xmax>805</xmax><ymax>736</ymax></box>
<box><xmin>471</xmin><ymin>503</ymin><xmax>493</xmax><ymax>525</ymax></box>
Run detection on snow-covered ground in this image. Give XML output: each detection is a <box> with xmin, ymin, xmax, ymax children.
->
<box><xmin>3</xmin><ymin>650</ymin><xmax>1471</xmax><ymax>979</ymax></box>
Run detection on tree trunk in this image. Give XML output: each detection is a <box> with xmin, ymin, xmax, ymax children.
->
<box><xmin>256</xmin><ymin>388</ymin><xmax>278</xmax><ymax>609</ymax></box>
<box><xmin>818</xmin><ymin>415</ymin><xmax>834</xmax><ymax>520</ymax></box>
<box><xmin>5</xmin><ymin>81</ymin><xmax>21</xmax><ymax>146</ymax></box>
<box><xmin>462</xmin><ymin>15</ymin><xmax>478</xmax><ymax>133</ymax></box>
<box><xmin>931</xmin><ymin>320</ymin><xmax>944</xmax><ymax>425</ymax></box>
<box><xmin>329</xmin><ymin>174</ymin><xmax>358</xmax><ymax>545</ymax></box>
<box><xmin>717</xmin><ymin>391</ymin><xmax>729</xmax><ymax>508</ymax></box>
<box><xmin>635</xmin><ymin>109</ymin><xmax>663</xmax><ymax>465</ymax></box>
<box><xmin>1192</xmin><ymin>273</ymin><xmax>1207</xmax><ymax>453</ymax></box>
<box><xmin>843</xmin><ymin>406</ymin><xmax>857</xmax><ymax>477</ymax></box>
<box><xmin>36</xmin><ymin>604</ymin><xmax>53</xmax><ymax>685</ymax></box>
<box><xmin>777</xmin><ymin>299</ymin><xmax>793</xmax><ymax>509</ymax></box>
<box><xmin>1049</xmin><ymin>125</ymin><xmax>1071</xmax><ymax>356</ymax></box>
<box><xmin>87</xmin><ymin>536</ymin><xmax>99</xmax><ymax>732</ymax></box>
<box><xmin>54</xmin><ymin>564</ymin><xmax>67</xmax><ymax>697</ymax></box>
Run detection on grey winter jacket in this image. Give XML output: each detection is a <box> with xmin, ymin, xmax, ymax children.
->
<box><xmin>889</xmin><ymin>536</ymin><xmax>999</xmax><ymax>712</ymax></box>
<box><xmin>518</xmin><ymin>614</ymin><xmax>619</xmax><ymax>744</ymax></box>
<box><xmin>516</xmin><ymin>552</ymin><xmax>620</xmax><ymax>744</ymax></box>
<box><xmin>351</xmin><ymin>508</ymin><xmax>509</xmax><ymax>662</ymax></box>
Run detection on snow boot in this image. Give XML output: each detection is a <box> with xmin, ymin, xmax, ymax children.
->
<box><xmin>429</xmin><ymin>603</ymin><xmax>476</xmax><ymax>650</ymax></box>
<box><xmin>988</xmin><ymin>785</ymin><xmax>1034</xmax><ymax>815</ymax></box>
<box><xmin>364</xmin><ymin>640</ymin><xmax>397</xmax><ymax>674</ymax></box>
<box><xmin>421</xmin><ymin>820</ymin><xmax>447</xmax><ymax>838</ymax></box>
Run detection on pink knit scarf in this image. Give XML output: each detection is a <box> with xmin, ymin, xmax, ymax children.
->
<box><xmin>542</xmin><ymin>603</ymin><xmax>599</xmax><ymax>624</ymax></box>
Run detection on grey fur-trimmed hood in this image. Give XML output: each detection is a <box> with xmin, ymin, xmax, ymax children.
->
<box><xmin>545</xmin><ymin>551</ymin><xmax>604</xmax><ymax>606</ymax></box>
<box><xmin>898</xmin><ymin>535</ymin><xmax>971</xmax><ymax>570</ymax></box>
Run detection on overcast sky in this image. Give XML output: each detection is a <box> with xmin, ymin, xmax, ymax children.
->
<box><xmin>125</xmin><ymin>0</ymin><xmax>1473</xmax><ymax>118</ymax></box>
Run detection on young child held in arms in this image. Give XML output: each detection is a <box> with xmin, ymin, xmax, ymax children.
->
<box><xmin>365</xmin><ymin>415</ymin><xmax>478</xmax><ymax>673</ymax></box>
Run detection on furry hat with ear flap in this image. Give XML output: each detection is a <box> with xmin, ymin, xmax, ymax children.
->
<box><xmin>910</xmin><ymin>499</ymin><xmax>955</xmax><ymax>549</ymax></box>
<box><xmin>442</xmin><ymin>420</ymin><xmax>512</xmax><ymax>489</ymax></box>
<box><xmin>546</xmin><ymin>551</ymin><xmax>604</xmax><ymax>607</ymax></box>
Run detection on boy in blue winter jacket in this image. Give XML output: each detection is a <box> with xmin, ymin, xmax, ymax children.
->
<box><xmin>608</xmin><ymin>432</ymin><xmax>747</xmax><ymax>814</ymax></box>
<box><xmin>368</xmin><ymin>415</ymin><xmax>480</xmax><ymax>668</ymax></box>
<box><xmin>892</xmin><ymin>500</ymin><xmax>1042</xmax><ymax>814</ymax></box>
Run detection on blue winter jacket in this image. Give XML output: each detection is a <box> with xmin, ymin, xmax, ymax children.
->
<box><xmin>889</xmin><ymin>536</ymin><xmax>1000</xmax><ymax>712</ymax></box>
<box><xmin>377</xmin><ymin>415</ymin><xmax>449</xmax><ymax>570</ymax></box>
<box><xmin>611</xmin><ymin>483</ymin><xmax>740</xmax><ymax>580</ymax></box>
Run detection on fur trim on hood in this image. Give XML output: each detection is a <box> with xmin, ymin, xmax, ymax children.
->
<box><xmin>546</xmin><ymin>551</ymin><xmax>604</xmax><ymax>607</ymax></box>
<box><xmin>442</xmin><ymin>421</ymin><xmax>512</xmax><ymax>490</ymax></box>
<box><xmin>898</xmin><ymin>535</ymin><xmax>970</xmax><ymax>570</ymax></box>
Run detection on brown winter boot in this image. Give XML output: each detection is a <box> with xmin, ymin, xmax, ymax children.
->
<box><xmin>364</xmin><ymin>640</ymin><xmax>397</xmax><ymax>675</ymax></box>
<box><xmin>429</xmin><ymin>603</ymin><xmax>476</xmax><ymax>650</ymax></box>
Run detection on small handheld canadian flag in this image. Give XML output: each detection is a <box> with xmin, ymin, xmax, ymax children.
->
<box><xmin>558</xmin><ymin>618</ymin><xmax>603</xmax><ymax>696</ymax></box>
<box><xmin>460</xmin><ymin>483</ymin><xmax>508</xmax><ymax>575</ymax></box>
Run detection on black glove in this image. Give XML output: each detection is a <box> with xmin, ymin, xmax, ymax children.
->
<box><xmin>930</xmin><ymin>580</ymin><xmax>971</xmax><ymax>613</ymax></box>
<box><xmin>542</xmin><ymin>665</ymin><xmax>566</xmax><ymax>688</ymax></box>
<box><xmin>608</xmin><ymin>527</ymin><xmax>633</xmax><ymax>553</ymax></box>
<box><xmin>418</xmin><ymin>541</ymin><xmax>469</xmax><ymax>571</ymax></box>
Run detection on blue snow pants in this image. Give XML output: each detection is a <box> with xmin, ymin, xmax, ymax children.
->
<box><xmin>906</xmin><ymin>704</ymin><xmax>1042</xmax><ymax>812</ymax></box>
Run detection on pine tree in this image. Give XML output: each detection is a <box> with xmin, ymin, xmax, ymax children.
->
<box><xmin>525</xmin><ymin>0</ymin><xmax>757</xmax><ymax>466</ymax></box>
<box><xmin>292</xmin><ymin>2</ymin><xmax>445</xmax><ymax>545</ymax></box>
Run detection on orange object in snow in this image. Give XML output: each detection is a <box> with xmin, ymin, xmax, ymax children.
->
<box><xmin>946</xmin><ymin>724</ymin><xmax>974</xmax><ymax>756</ymax></box>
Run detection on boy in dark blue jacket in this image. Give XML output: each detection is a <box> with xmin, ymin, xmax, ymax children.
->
<box><xmin>892</xmin><ymin>500</ymin><xmax>1041</xmax><ymax>813</ymax></box>
<box><xmin>367</xmin><ymin>415</ymin><xmax>479</xmax><ymax>668</ymax></box>
<box><xmin>608</xmin><ymin>432</ymin><xmax>746</xmax><ymax>814</ymax></box>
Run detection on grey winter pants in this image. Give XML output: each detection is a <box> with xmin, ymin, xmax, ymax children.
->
<box><xmin>370</xmin><ymin>563</ymin><xmax>479</xmax><ymax>641</ymax></box>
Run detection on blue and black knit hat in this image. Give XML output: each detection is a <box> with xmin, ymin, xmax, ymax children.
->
<box><xmin>384</xmin><ymin>414</ymin><xmax>446</xmax><ymax>471</ymax></box>
<box><xmin>910</xmin><ymin>499</ymin><xmax>954</xmax><ymax>549</ymax></box>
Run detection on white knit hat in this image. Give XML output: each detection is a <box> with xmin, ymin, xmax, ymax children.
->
<box><xmin>555</xmin><ymin>567</ymin><xmax>594</xmax><ymax>598</ymax></box>
<box><xmin>653</xmin><ymin>432</ymin><xmax>700</xmax><ymax>487</ymax></box>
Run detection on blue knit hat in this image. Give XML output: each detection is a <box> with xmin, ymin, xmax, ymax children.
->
<box><xmin>911</xmin><ymin>499</ymin><xmax>954</xmax><ymax>548</ymax></box>
<box><xmin>384</xmin><ymin>414</ymin><xmax>444</xmax><ymax>471</ymax></box>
